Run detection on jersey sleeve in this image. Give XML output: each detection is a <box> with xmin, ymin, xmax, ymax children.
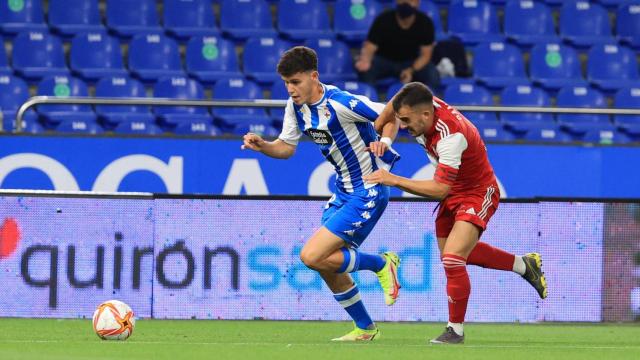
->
<box><xmin>433</xmin><ymin>132</ymin><xmax>468</xmax><ymax>185</ymax></box>
<box><xmin>328</xmin><ymin>92</ymin><xmax>385</xmax><ymax>123</ymax></box>
<box><xmin>277</xmin><ymin>99</ymin><xmax>302</xmax><ymax>146</ymax></box>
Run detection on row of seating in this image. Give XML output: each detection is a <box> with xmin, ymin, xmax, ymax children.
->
<box><xmin>1</xmin><ymin>0</ymin><xmax>639</xmax><ymax>48</ymax></box>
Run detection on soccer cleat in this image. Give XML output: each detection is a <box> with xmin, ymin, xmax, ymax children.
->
<box><xmin>375</xmin><ymin>251</ymin><xmax>401</xmax><ymax>306</ymax></box>
<box><xmin>331</xmin><ymin>326</ymin><xmax>380</xmax><ymax>342</ymax></box>
<box><xmin>430</xmin><ymin>326</ymin><xmax>465</xmax><ymax>345</ymax></box>
<box><xmin>521</xmin><ymin>253</ymin><xmax>548</xmax><ymax>299</ymax></box>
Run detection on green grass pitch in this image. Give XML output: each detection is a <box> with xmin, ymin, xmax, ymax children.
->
<box><xmin>1</xmin><ymin>319</ymin><xmax>639</xmax><ymax>360</ymax></box>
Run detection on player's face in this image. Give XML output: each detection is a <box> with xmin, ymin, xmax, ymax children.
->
<box><xmin>395</xmin><ymin>104</ymin><xmax>431</xmax><ymax>137</ymax></box>
<box><xmin>281</xmin><ymin>71</ymin><xmax>320</xmax><ymax>105</ymax></box>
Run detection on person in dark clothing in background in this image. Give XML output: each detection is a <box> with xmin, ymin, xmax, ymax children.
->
<box><xmin>355</xmin><ymin>0</ymin><xmax>440</xmax><ymax>90</ymax></box>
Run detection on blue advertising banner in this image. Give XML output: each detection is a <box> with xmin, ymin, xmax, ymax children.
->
<box><xmin>0</xmin><ymin>135</ymin><xmax>638</xmax><ymax>198</ymax></box>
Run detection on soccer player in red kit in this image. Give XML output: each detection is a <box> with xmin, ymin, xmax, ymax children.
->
<box><xmin>364</xmin><ymin>82</ymin><xmax>547</xmax><ymax>344</ymax></box>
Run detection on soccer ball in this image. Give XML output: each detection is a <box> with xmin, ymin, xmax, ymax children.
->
<box><xmin>92</xmin><ymin>300</ymin><xmax>136</xmax><ymax>340</ymax></box>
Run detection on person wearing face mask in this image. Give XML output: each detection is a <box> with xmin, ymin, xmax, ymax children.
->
<box><xmin>355</xmin><ymin>0</ymin><xmax>440</xmax><ymax>90</ymax></box>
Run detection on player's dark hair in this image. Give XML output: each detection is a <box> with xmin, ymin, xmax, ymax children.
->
<box><xmin>277</xmin><ymin>46</ymin><xmax>318</xmax><ymax>77</ymax></box>
<box><xmin>392</xmin><ymin>82</ymin><xmax>434</xmax><ymax>112</ymax></box>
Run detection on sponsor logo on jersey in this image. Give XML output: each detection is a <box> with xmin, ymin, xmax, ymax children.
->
<box><xmin>305</xmin><ymin>129</ymin><xmax>334</xmax><ymax>146</ymax></box>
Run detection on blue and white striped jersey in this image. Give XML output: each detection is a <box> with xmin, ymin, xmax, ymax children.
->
<box><xmin>278</xmin><ymin>84</ymin><xmax>400</xmax><ymax>193</ymax></box>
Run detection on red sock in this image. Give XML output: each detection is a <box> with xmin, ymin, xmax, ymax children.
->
<box><xmin>442</xmin><ymin>254</ymin><xmax>470</xmax><ymax>324</ymax></box>
<box><xmin>467</xmin><ymin>242</ymin><xmax>515</xmax><ymax>271</ymax></box>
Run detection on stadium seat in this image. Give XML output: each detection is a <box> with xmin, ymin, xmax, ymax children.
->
<box><xmin>95</xmin><ymin>76</ymin><xmax>155</xmax><ymax>127</ymax></box>
<box><xmin>504</xmin><ymin>1</ymin><xmax>559</xmax><ymax>48</ymax></box>
<box><xmin>386</xmin><ymin>81</ymin><xmax>405</xmax><ymax>101</ymax></box>
<box><xmin>277</xmin><ymin>0</ymin><xmax>332</xmax><ymax>41</ymax></box>
<box><xmin>596</xmin><ymin>0</ymin><xmax>627</xmax><ymax>8</ymax></box>
<box><xmin>500</xmin><ymin>85</ymin><xmax>554</xmax><ymax>133</ymax></box>
<box><xmin>173</xmin><ymin>121</ymin><xmax>221</xmax><ymax>136</ymax></box>
<box><xmin>543</xmin><ymin>0</ymin><xmax>564</xmax><ymax>7</ymax></box>
<box><xmin>304</xmin><ymin>38</ymin><xmax>357</xmax><ymax>82</ymax></box>
<box><xmin>419</xmin><ymin>1</ymin><xmax>446</xmax><ymax>41</ymax></box>
<box><xmin>186</xmin><ymin>35</ymin><xmax>242</xmax><ymax>84</ymax></box>
<box><xmin>336</xmin><ymin>81</ymin><xmax>379</xmax><ymax>101</ymax></box>
<box><xmin>163</xmin><ymin>0</ymin><xmax>219</xmax><ymax>40</ymax></box>
<box><xmin>219</xmin><ymin>0</ymin><xmax>277</xmax><ymax>40</ymax></box>
<box><xmin>19</xmin><ymin>117</ymin><xmax>45</xmax><ymax>133</ymax></box>
<box><xmin>577</xmin><ymin>125</ymin><xmax>629</xmax><ymax>144</ymax></box>
<box><xmin>617</xmin><ymin>2</ymin><xmax>640</xmax><ymax>49</ymax></box>
<box><xmin>211</xmin><ymin>77</ymin><xmax>271</xmax><ymax>131</ymax></box>
<box><xmin>0</xmin><ymin>0</ymin><xmax>46</xmax><ymax>35</ymax></box>
<box><xmin>269</xmin><ymin>81</ymin><xmax>289</xmax><ymax>122</ymax></box>
<box><xmin>153</xmin><ymin>76</ymin><xmax>212</xmax><ymax>127</ymax></box>
<box><xmin>48</xmin><ymin>0</ymin><xmax>103</xmax><ymax>38</ymax></box>
<box><xmin>242</xmin><ymin>37</ymin><xmax>292</xmax><ymax>85</ymax></box>
<box><xmin>0</xmin><ymin>37</ymin><xmax>10</xmax><ymax>75</ymax></box>
<box><xmin>70</xmin><ymin>32</ymin><xmax>127</xmax><ymax>82</ymax></box>
<box><xmin>12</xmin><ymin>31</ymin><xmax>68</xmax><ymax>82</ymax></box>
<box><xmin>56</xmin><ymin>119</ymin><xmax>103</xmax><ymax>134</ymax></box>
<box><xmin>114</xmin><ymin>121</ymin><xmax>163</xmax><ymax>135</ymax></box>
<box><xmin>613</xmin><ymin>87</ymin><xmax>640</xmax><ymax>136</ymax></box>
<box><xmin>559</xmin><ymin>1</ymin><xmax>613</xmax><ymax>49</ymax></box>
<box><xmin>334</xmin><ymin>0</ymin><xmax>383</xmax><ymax>43</ymax></box>
<box><xmin>36</xmin><ymin>75</ymin><xmax>94</xmax><ymax>127</ymax></box>
<box><xmin>106</xmin><ymin>0</ymin><xmax>161</xmax><ymax>39</ymax></box>
<box><xmin>128</xmin><ymin>33</ymin><xmax>184</xmax><ymax>83</ymax></box>
<box><xmin>0</xmin><ymin>75</ymin><xmax>37</xmax><ymax>131</ymax></box>
<box><xmin>447</xmin><ymin>0</ymin><xmax>503</xmax><ymax>45</ymax></box>
<box><xmin>556</xmin><ymin>85</ymin><xmax>610</xmax><ymax>134</ymax></box>
<box><xmin>444</xmin><ymin>82</ymin><xmax>498</xmax><ymax>123</ymax></box>
<box><xmin>232</xmin><ymin>123</ymin><xmax>279</xmax><ymax>137</ymax></box>
<box><xmin>587</xmin><ymin>44</ymin><xmax>639</xmax><ymax>93</ymax></box>
<box><xmin>472</xmin><ymin>42</ymin><xmax>529</xmax><ymax>89</ymax></box>
<box><xmin>529</xmin><ymin>43</ymin><xmax>585</xmax><ymax>91</ymax></box>
<box><xmin>474</xmin><ymin>121</ymin><xmax>515</xmax><ymax>142</ymax></box>
<box><xmin>523</xmin><ymin>124</ymin><xmax>573</xmax><ymax>143</ymax></box>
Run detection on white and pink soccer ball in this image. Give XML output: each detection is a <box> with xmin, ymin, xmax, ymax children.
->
<box><xmin>92</xmin><ymin>300</ymin><xmax>136</xmax><ymax>340</ymax></box>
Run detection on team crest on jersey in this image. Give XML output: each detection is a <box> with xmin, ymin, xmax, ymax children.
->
<box><xmin>305</xmin><ymin>129</ymin><xmax>334</xmax><ymax>146</ymax></box>
<box><xmin>349</xmin><ymin>99</ymin><xmax>358</xmax><ymax>109</ymax></box>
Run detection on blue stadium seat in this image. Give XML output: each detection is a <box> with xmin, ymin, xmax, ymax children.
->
<box><xmin>613</xmin><ymin>86</ymin><xmax>640</xmax><ymax>136</ymax></box>
<box><xmin>186</xmin><ymin>35</ymin><xmax>242</xmax><ymax>84</ymax></box>
<box><xmin>447</xmin><ymin>0</ymin><xmax>503</xmax><ymax>45</ymax></box>
<box><xmin>106</xmin><ymin>0</ymin><xmax>161</xmax><ymax>39</ymax></box>
<box><xmin>385</xmin><ymin>81</ymin><xmax>405</xmax><ymax>101</ymax></box>
<box><xmin>173</xmin><ymin>121</ymin><xmax>221</xmax><ymax>136</ymax></box>
<box><xmin>243</xmin><ymin>37</ymin><xmax>292</xmax><ymax>85</ymax></box>
<box><xmin>20</xmin><ymin>117</ymin><xmax>45</xmax><ymax>134</ymax></box>
<box><xmin>164</xmin><ymin>0</ymin><xmax>219</xmax><ymax>40</ymax></box>
<box><xmin>334</xmin><ymin>0</ymin><xmax>383</xmax><ymax>43</ymax></box>
<box><xmin>114</xmin><ymin>121</ymin><xmax>163</xmax><ymax>135</ymax></box>
<box><xmin>12</xmin><ymin>31</ymin><xmax>68</xmax><ymax>82</ymax></box>
<box><xmin>95</xmin><ymin>76</ymin><xmax>155</xmax><ymax>126</ymax></box>
<box><xmin>523</xmin><ymin>124</ymin><xmax>573</xmax><ymax>143</ymax></box>
<box><xmin>0</xmin><ymin>75</ymin><xmax>37</xmax><ymax>131</ymax></box>
<box><xmin>277</xmin><ymin>0</ymin><xmax>332</xmax><ymax>41</ymax></box>
<box><xmin>617</xmin><ymin>3</ymin><xmax>640</xmax><ymax>49</ymax></box>
<box><xmin>419</xmin><ymin>1</ymin><xmax>446</xmax><ymax>41</ymax></box>
<box><xmin>0</xmin><ymin>37</ymin><xmax>10</xmax><ymax>75</ymax></box>
<box><xmin>504</xmin><ymin>1</ymin><xmax>559</xmax><ymax>48</ymax></box>
<box><xmin>304</xmin><ymin>38</ymin><xmax>356</xmax><ymax>82</ymax></box>
<box><xmin>269</xmin><ymin>81</ymin><xmax>289</xmax><ymax>122</ymax></box>
<box><xmin>219</xmin><ymin>0</ymin><xmax>276</xmax><ymax>40</ymax></box>
<box><xmin>153</xmin><ymin>76</ymin><xmax>212</xmax><ymax>127</ymax></box>
<box><xmin>128</xmin><ymin>33</ymin><xmax>184</xmax><ymax>83</ymax></box>
<box><xmin>559</xmin><ymin>1</ymin><xmax>612</xmax><ymax>49</ymax></box>
<box><xmin>336</xmin><ymin>81</ymin><xmax>379</xmax><ymax>101</ymax></box>
<box><xmin>48</xmin><ymin>0</ymin><xmax>103</xmax><ymax>38</ymax></box>
<box><xmin>232</xmin><ymin>123</ymin><xmax>279</xmax><ymax>137</ymax></box>
<box><xmin>596</xmin><ymin>0</ymin><xmax>627</xmax><ymax>8</ymax></box>
<box><xmin>70</xmin><ymin>32</ymin><xmax>127</xmax><ymax>82</ymax></box>
<box><xmin>211</xmin><ymin>77</ymin><xmax>271</xmax><ymax>130</ymax></box>
<box><xmin>529</xmin><ymin>43</ymin><xmax>585</xmax><ymax>91</ymax></box>
<box><xmin>556</xmin><ymin>85</ymin><xmax>610</xmax><ymax>134</ymax></box>
<box><xmin>0</xmin><ymin>0</ymin><xmax>46</xmax><ymax>35</ymax></box>
<box><xmin>444</xmin><ymin>82</ymin><xmax>498</xmax><ymax>123</ymax></box>
<box><xmin>473</xmin><ymin>121</ymin><xmax>515</xmax><ymax>142</ymax></box>
<box><xmin>36</xmin><ymin>75</ymin><xmax>95</xmax><ymax>127</ymax></box>
<box><xmin>587</xmin><ymin>44</ymin><xmax>639</xmax><ymax>93</ymax></box>
<box><xmin>543</xmin><ymin>0</ymin><xmax>564</xmax><ymax>7</ymax></box>
<box><xmin>56</xmin><ymin>119</ymin><xmax>103</xmax><ymax>134</ymax></box>
<box><xmin>500</xmin><ymin>84</ymin><xmax>554</xmax><ymax>133</ymax></box>
<box><xmin>577</xmin><ymin>125</ymin><xmax>629</xmax><ymax>144</ymax></box>
<box><xmin>473</xmin><ymin>42</ymin><xmax>528</xmax><ymax>89</ymax></box>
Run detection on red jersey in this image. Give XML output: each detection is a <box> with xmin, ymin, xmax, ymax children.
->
<box><xmin>416</xmin><ymin>96</ymin><xmax>496</xmax><ymax>194</ymax></box>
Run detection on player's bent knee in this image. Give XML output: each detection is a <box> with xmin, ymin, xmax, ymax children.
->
<box><xmin>299</xmin><ymin>248</ymin><xmax>322</xmax><ymax>270</ymax></box>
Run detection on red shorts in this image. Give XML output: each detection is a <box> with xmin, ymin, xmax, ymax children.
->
<box><xmin>435</xmin><ymin>182</ymin><xmax>500</xmax><ymax>238</ymax></box>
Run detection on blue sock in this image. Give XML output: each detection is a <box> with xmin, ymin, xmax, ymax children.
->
<box><xmin>337</xmin><ymin>248</ymin><xmax>386</xmax><ymax>273</ymax></box>
<box><xmin>333</xmin><ymin>284</ymin><xmax>374</xmax><ymax>330</ymax></box>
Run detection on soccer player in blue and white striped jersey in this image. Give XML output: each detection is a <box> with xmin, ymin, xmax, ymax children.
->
<box><xmin>242</xmin><ymin>47</ymin><xmax>401</xmax><ymax>341</ymax></box>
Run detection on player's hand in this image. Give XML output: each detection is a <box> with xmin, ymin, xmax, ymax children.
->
<box><xmin>400</xmin><ymin>68</ymin><xmax>413</xmax><ymax>83</ymax></box>
<box><xmin>241</xmin><ymin>133</ymin><xmax>266</xmax><ymax>151</ymax></box>
<box><xmin>355</xmin><ymin>58</ymin><xmax>371</xmax><ymax>72</ymax></box>
<box><xmin>363</xmin><ymin>169</ymin><xmax>398</xmax><ymax>186</ymax></box>
<box><xmin>365</xmin><ymin>141</ymin><xmax>389</xmax><ymax>157</ymax></box>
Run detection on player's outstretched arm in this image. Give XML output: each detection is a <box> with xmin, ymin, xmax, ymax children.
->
<box><xmin>241</xmin><ymin>133</ymin><xmax>296</xmax><ymax>159</ymax></box>
<box><xmin>363</xmin><ymin>169</ymin><xmax>451</xmax><ymax>200</ymax></box>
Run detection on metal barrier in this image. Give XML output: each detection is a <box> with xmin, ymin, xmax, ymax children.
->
<box><xmin>10</xmin><ymin>95</ymin><xmax>640</xmax><ymax>132</ymax></box>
